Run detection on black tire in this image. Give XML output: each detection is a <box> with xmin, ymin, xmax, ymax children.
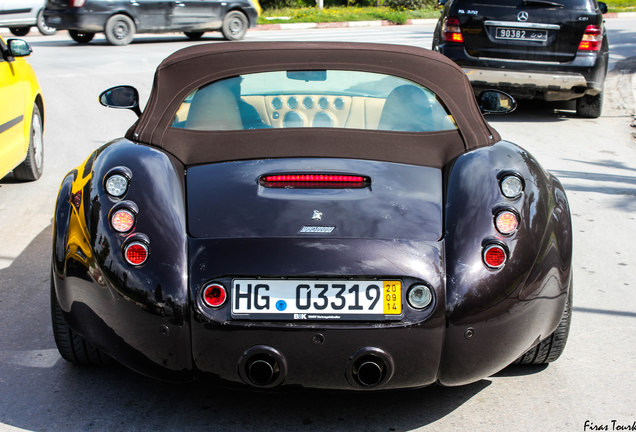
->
<box><xmin>69</xmin><ymin>30</ymin><xmax>95</xmax><ymax>44</ymax></box>
<box><xmin>515</xmin><ymin>285</ymin><xmax>572</xmax><ymax>365</ymax></box>
<box><xmin>576</xmin><ymin>91</ymin><xmax>603</xmax><ymax>118</ymax></box>
<box><xmin>184</xmin><ymin>31</ymin><xmax>204</xmax><ymax>40</ymax></box>
<box><xmin>9</xmin><ymin>27</ymin><xmax>30</xmax><ymax>37</ymax></box>
<box><xmin>104</xmin><ymin>14</ymin><xmax>136</xmax><ymax>46</ymax></box>
<box><xmin>36</xmin><ymin>9</ymin><xmax>57</xmax><ymax>35</ymax></box>
<box><xmin>51</xmin><ymin>275</ymin><xmax>113</xmax><ymax>366</ymax></box>
<box><xmin>431</xmin><ymin>23</ymin><xmax>441</xmax><ymax>51</ymax></box>
<box><xmin>13</xmin><ymin>104</ymin><xmax>44</xmax><ymax>181</ymax></box>
<box><xmin>221</xmin><ymin>10</ymin><xmax>248</xmax><ymax>41</ymax></box>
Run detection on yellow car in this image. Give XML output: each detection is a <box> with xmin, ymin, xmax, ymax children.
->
<box><xmin>0</xmin><ymin>36</ymin><xmax>44</xmax><ymax>181</ymax></box>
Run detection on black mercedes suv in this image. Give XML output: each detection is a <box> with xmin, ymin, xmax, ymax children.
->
<box><xmin>43</xmin><ymin>0</ymin><xmax>260</xmax><ymax>46</ymax></box>
<box><xmin>432</xmin><ymin>0</ymin><xmax>609</xmax><ymax>118</ymax></box>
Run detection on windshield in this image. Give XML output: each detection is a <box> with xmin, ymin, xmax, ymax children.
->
<box><xmin>171</xmin><ymin>70</ymin><xmax>457</xmax><ymax>133</ymax></box>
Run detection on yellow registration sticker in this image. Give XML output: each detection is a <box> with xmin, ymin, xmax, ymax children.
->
<box><xmin>383</xmin><ymin>281</ymin><xmax>402</xmax><ymax>315</ymax></box>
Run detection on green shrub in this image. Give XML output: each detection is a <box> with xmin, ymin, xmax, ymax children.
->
<box><xmin>384</xmin><ymin>0</ymin><xmax>428</xmax><ymax>11</ymax></box>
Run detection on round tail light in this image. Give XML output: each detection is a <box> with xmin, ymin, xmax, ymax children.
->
<box><xmin>124</xmin><ymin>241</ymin><xmax>148</xmax><ymax>265</ymax></box>
<box><xmin>500</xmin><ymin>175</ymin><xmax>523</xmax><ymax>199</ymax></box>
<box><xmin>111</xmin><ymin>209</ymin><xmax>135</xmax><ymax>233</ymax></box>
<box><xmin>495</xmin><ymin>211</ymin><xmax>519</xmax><ymax>235</ymax></box>
<box><xmin>202</xmin><ymin>283</ymin><xmax>227</xmax><ymax>308</ymax></box>
<box><xmin>483</xmin><ymin>244</ymin><xmax>507</xmax><ymax>269</ymax></box>
<box><xmin>105</xmin><ymin>173</ymin><xmax>129</xmax><ymax>197</ymax></box>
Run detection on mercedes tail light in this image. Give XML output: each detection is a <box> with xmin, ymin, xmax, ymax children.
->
<box><xmin>578</xmin><ymin>25</ymin><xmax>602</xmax><ymax>51</ymax></box>
<box><xmin>442</xmin><ymin>17</ymin><xmax>463</xmax><ymax>43</ymax></box>
<box><xmin>70</xmin><ymin>0</ymin><xmax>86</xmax><ymax>7</ymax></box>
<box><xmin>260</xmin><ymin>173</ymin><xmax>370</xmax><ymax>189</ymax></box>
<box><xmin>483</xmin><ymin>244</ymin><xmax>507</xmax><ymax>269</ymax></box>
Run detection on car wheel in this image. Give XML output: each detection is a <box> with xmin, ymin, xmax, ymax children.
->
<box><xmin>576</xmin><ymin>91</ymin><xmax>603</xmax><ymax>118</ymax></box>
<box><xmin>69</xmin><ymin>30</ymin><xmax>95</xmax><ymax>44</ymax></box>
<box><xmin>36</xmin><ymin>9</ymin><xmax>57</xmax><ymax>35</ymax></box>
<box><xmin>104</xmin><ymin>14</ymin><xmax>136</xmax><ymax>46</ymax></box>
<box><xmin>9</xmin><ymin>27</ymin><xmax>30</xmax><ymax>37</ymax></box>
<box><xmin>431</xmin><ymin>23</ymin><xmax>440</xmax><ymax>51</ymax></box>
<box><xmin>221</xmin><ymin>10</ymin><xmax>248</xmax><ymax>41</ymax></box>
<box><xmin>515</xmin><ymin>284</ymin><xmax>572</xmax><ymax>365</ymax></box>
<box><xmin>51</xmin><ymin>275</ymin><xmax>113</xmax><ymax>366</ymax></box>
<box><xmin>184</xmin><ymin>31</ymin><xmax>205</xmax><ymax>40</ymax></box>
<box><xmin>13</xmin><ymin>104</ymin><xmax>44</xmax><ymax>182</ymax></box>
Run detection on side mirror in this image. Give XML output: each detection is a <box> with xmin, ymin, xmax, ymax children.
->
<box><xmin>597</xmin><ymin>1</ymin><xmax>608</xmax><ymax>14</ymax></box>
<box><xmin>99</xmin><ymin>85</ymin><xmax>141</xmax><ymax>117</ymax></box>
<box><xmin>7</xmin><ymin>39</ymin><xmax>32</xmax><ymax>57</ymax></box>
<box><xmin>478</xmin><ymin>90</ymin><xmax>517</xmax><ymax>115</ymax></box>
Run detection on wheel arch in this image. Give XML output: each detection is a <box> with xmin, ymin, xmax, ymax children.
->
<box><xmin>51</xmin><ymin>139</ymin><xmax>193</xmax><ymax>379</ymax></box>
<box><xmin>438</xmin><ymin>140</ymin><xmax>573</xmax><ymax>385</ymax></box>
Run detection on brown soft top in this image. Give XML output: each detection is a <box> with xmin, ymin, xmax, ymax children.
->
<box><xmin>128</xmin><ymin>42</ymin><xmax>500</xmax><ymax>168</ymax></box>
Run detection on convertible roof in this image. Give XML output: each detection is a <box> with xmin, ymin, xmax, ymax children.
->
<box><xmin>129</xmin><ymin>42</ymin><xmax>501</xmax><ymax>168</ymax></box>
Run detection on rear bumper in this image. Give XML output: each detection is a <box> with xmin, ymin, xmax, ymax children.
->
<box><xmin>43</xmin><ymin>9</ymin><xmax>108</xmax><ymax>32</ymax></box>
<box><xmin>440</xmin><ymin>43</ymin><xmax>608</xmax><ymax>100</ymax></box>
<box><xmin>189</xmin><ymin>238</ymin><xmax>446</xmax><ymax>390</ymax></box>
<box><xmin>464</xmin><ymin>67</ymin><xmax>592</xmax><ymax>101</ymax></box>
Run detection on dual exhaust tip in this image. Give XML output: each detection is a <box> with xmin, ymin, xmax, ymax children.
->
<box><xmin>238</xmin><ymin>345</ymin><xmax>394</xmax><ymax>389</ymax></box>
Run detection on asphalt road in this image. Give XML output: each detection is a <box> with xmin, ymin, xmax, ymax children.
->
<box><xmin>0</xmin><ymin>18</ymin><xmax>635</xmax><ymax>432</ymax></box>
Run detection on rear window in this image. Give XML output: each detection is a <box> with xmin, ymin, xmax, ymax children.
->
<box><xmin>171</xmin><ymin>70</ymin><xmax>457</xmax><ymax>133</ymax></box>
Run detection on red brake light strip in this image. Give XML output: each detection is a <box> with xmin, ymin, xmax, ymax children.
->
<box><xmin>260</xmin><ymin>174</ymin><xmax>370</xmax><ymax>188</ymax></box>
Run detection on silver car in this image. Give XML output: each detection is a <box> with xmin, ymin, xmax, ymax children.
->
<box><xmin>0</xmin><ymin>0</ymin><xmax>56</xmax><ymax>36</ymax></box>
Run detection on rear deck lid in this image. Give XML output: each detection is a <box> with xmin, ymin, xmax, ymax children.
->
<box><xmin>454</xmin><ymin>0</ymin><xmax>601</xmax><ymax>62</ymax></box>
<box><xmin>186</xmin><ymin>158</ymin><xmax>443</xmax><ymax>241</ymax></box>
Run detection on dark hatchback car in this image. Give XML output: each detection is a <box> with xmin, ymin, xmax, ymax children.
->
<box><xmin>50</xmin><ymin>42</ymin><xmax>573</xmax><ymax>391</ymax></box>
<box><xmin>43</xmin><ymin>0</ymin><xmax>260</xmax><ymax>46</ymax></box>
<box><xmin>432</xmin><ymin>0</ymin><xmax>609</xmax><ymax>118</ymax></box>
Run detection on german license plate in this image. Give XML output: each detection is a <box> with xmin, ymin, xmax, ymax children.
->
<box><xmin>495</xmin><ymin>27</ymin><xmax>547</xmax><ymax>42</ymax></box>
<box><xmin>231</xmin><ymin>279</ymin><xmax>402</xmax><ymax>321</ymax></box>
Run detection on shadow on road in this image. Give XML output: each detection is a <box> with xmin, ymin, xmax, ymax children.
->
<box><xmin>0</xmin><ymin>223</ymin><xmax>499</xmax><ymax>432</ymax></box>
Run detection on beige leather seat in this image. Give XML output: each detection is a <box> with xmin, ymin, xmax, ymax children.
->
<box><xmin>185</xmin><ymin>83</ymin><xmax>242</xmax><ymax>131</ymax></box>
<box><xmin>378</xmin><ymin>85</ymin><xmax>435</xmax><ymax>132</ymax></box>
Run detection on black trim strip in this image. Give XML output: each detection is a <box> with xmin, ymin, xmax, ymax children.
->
<box><xmin>0</xmin><ymin>9</ymin><xmax>32</xmax><ymax>15</ymax></box>
<box><xmin>0</xmin><ymin>115</ymin><xmax>23</xmax><ymax>134</ymax></box>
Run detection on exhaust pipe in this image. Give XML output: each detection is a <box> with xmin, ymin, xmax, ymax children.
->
<box><xmin>347</xmin><ymin>347</ymin><xmax>394</xmax><ymax>389</ymax></box>
<box><xmin>239</xmin><ymin>345</ymin><xmax>287</xmax><ymax>388</ymax></box>
<box><xmin>355</xmin><ymin>359</ymin><xmax>385</xmax><ymax>387</ymax></box>
<box><xmin>247</xmin><ymin>358</ymin><xmax>277</xmax><ymax>387</ymax></box>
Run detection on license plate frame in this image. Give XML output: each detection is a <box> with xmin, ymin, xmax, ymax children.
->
<box><xmin>231</xmin><ymin>279</ymin><xmax>402</xmax><ymax>321</ymax></box>
<box><xmin>495</xmin><ymin>27</ymin><xmax>548</xmax><ymax>42</ymax></box>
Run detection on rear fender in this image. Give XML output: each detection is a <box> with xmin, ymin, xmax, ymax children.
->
<box><xmin>52</xmin><ymin>139</ymin><xmax>192</xmax><ymax>380</ymax></box>
<box><xmin>440</xmin><ymin>141</ymin><xmax>572</xmax><ymax>385</ymax></box>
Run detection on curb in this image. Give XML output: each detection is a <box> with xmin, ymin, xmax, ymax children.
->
<box><xmin>253</xmin><ymin>12</ymin><xmax>633</xmax><ymax>31</ymax></box>
<box><xmin>254</xmin><ymin>18</ymin><xmax>437</xmax><ymax>31</ymax></box>
<box><xmin>1</xmin><ymin>11</ymin><xmax>633</xmax><ymax>37</ymax></box>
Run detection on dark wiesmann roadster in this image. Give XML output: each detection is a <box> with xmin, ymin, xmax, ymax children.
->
<box><xmin>51</xmin><ymin>42</ymin><xmax>572</xmax><ymax>390</ymax></box>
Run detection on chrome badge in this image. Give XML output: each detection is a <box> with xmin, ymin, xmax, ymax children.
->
<box><xmin>517</xmin><ymin>11</ymin><xmax>529</xmax><ymax>21</ymax></box>
<box><xmin>300</xmin><ymin>226</ymin><xmax>335</xmax><ymax>234</ymax></box>
<box><xmin>312</xmin><ymin>210</ymin><xmax>323</xmax><ymax>221</ymax></box>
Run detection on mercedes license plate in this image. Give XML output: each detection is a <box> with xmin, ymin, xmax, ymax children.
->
<box><xmin>231</xmin><ymin>279</ymin><xmax>402</xmax><ymax>321</ymax></box>
<box><xmin>495</xmin><ymin>27</ymin><xmax>547</xmax><ymax>42</ymax></box>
